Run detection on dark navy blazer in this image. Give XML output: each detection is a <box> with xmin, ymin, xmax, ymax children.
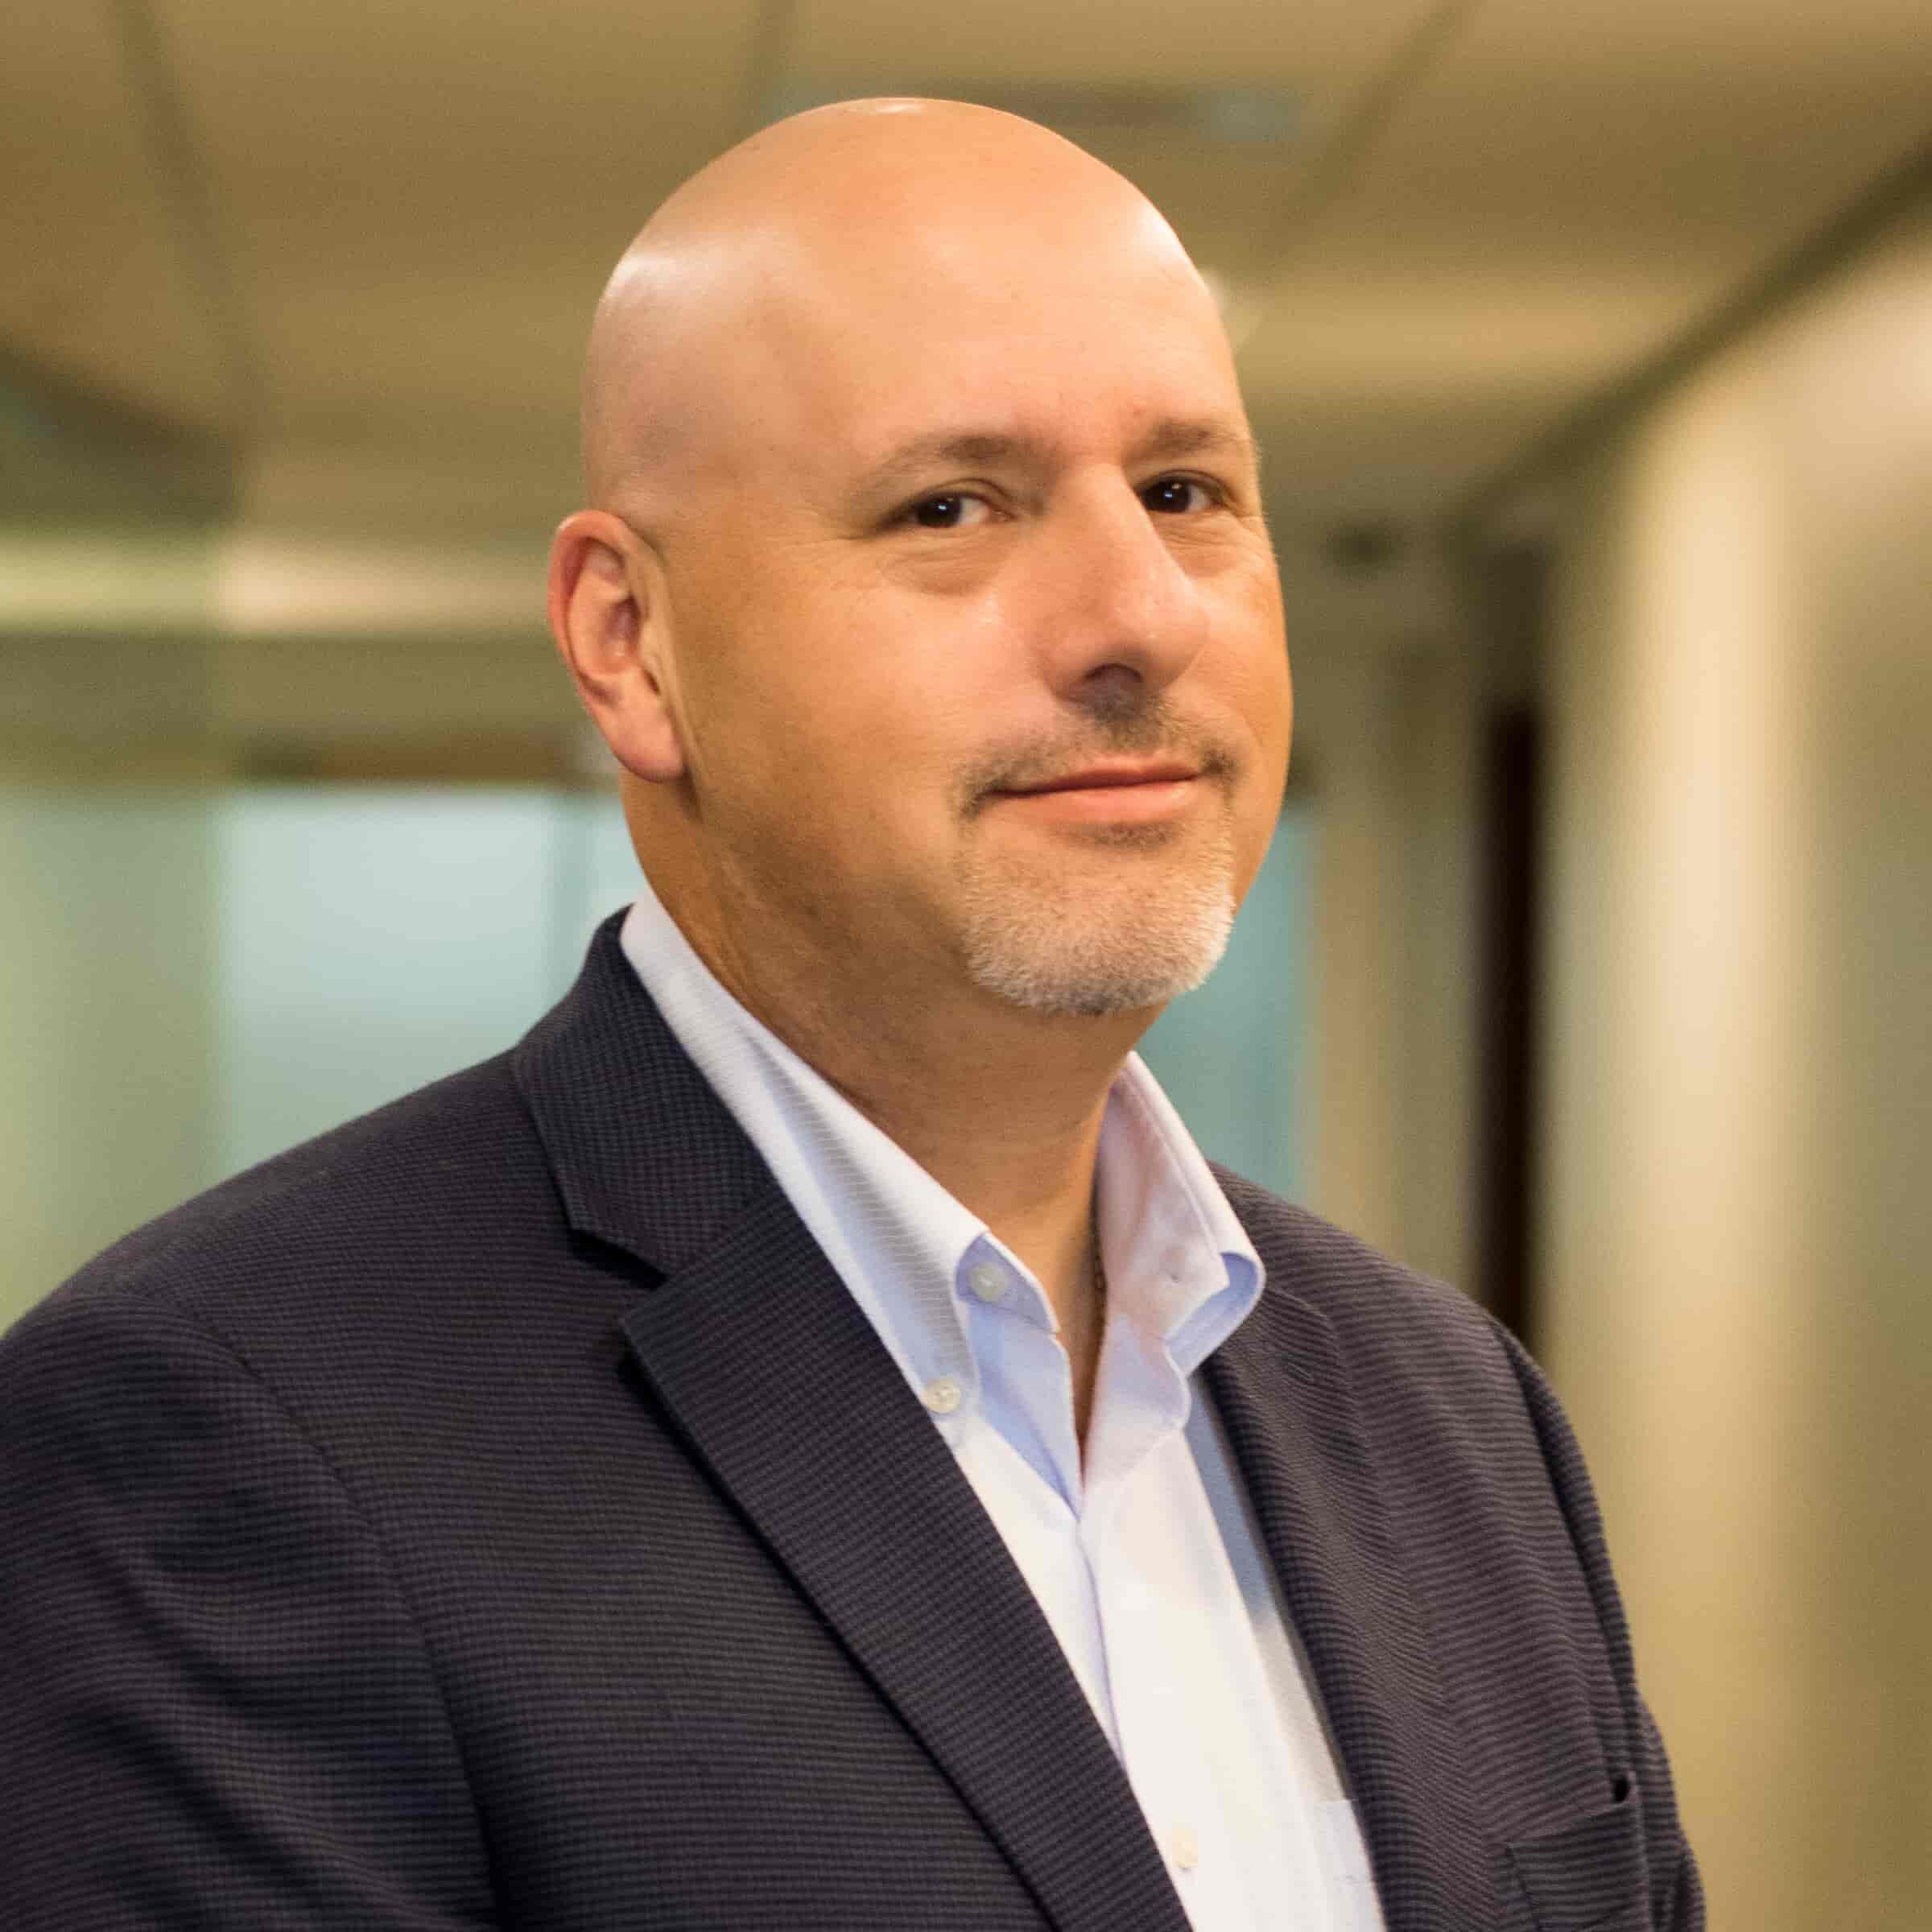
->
<box><xmin>0</xmin><ymin>916</ymin><xmax>1700</xmax><ymax>1930</ymax></box>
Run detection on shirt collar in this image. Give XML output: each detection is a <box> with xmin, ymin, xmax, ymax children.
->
<box><xmin>1098</xmin><ymin>1055</ymin><xmax>1262</xmax><ymax>1377</ymax></box>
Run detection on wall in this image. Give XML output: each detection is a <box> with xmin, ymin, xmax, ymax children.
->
<box><xmin>0</xmin><ymin>777</ymin><xmax>643</xmax><ymax>1323</ymax></box>
<box><xmin>1290</xmin><ymin>584</ymin><xmax>1482</xmax><ymax>1296</ymax></box>
<box><xmin>1542</xmin><ymin>188</ymin><xmax>1932</xmax><ymax>1929</ymax></box>
<box><xmin>0</xmin><ymin>782</ymin><xmax>220</xmax><ymax>1300</ymax></box>
<box><xmin>0</xmin><ymin>526</ymin><xmax>228</xmax><ymax>1304</ymax></box>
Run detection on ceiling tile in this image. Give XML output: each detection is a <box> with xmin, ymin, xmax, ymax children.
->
<box><xmin>10</xmin><ymin>0</ymin><xmax>1927</xmax><ymax>557</ymax></box>
<box><xmin>155</xmin><ymin>0</ymin><xmax>769</xmax><ymax>440</ymax></box>
<box><xmin>0</xmin><ymin>2</ymin><xmax>231</xmax><ymax>432</ymax></box>
<box><xmin>1230</xmin><ymin>0</ymin><xmax>1932</xmax><ymax>518</ymax></box>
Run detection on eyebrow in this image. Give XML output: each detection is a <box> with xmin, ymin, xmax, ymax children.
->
<box><xmin>853</xmin><ymin>416</ymin><xmax>1261</xmax><ymax>505</ymax></box>
<box><xmin>1134</xmin><ymin>417</ymin><xmax>1261</xmax><ymax>474</ymax></box>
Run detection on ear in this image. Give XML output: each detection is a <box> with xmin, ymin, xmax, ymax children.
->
<box><xmin>547</xmin><ymin>509</ymin><xmax>686</xmax><ymax>782</ymax></box>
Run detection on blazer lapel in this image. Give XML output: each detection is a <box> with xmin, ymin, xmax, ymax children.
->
<box><xmin>1205</xmin><ymin>1281</ymin><xmax>1480</xmax><ymax>1931</ymax></box>
<box><xmin>514</xmin><ymin>921</ymin><xmax>1188</xmax><ymax>1932</ymax></box>
<box><xmin>621</xmin><ymin>1193</ymin><xmax>1188</xmax><ymax>1932</ymax></box>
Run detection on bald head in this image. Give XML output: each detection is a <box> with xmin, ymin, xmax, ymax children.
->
<box><xmin>549</xmin><ymin>93</ymin><xmax>1287</xmax><ymax>1049</ymax></box>
<box><xmin>580</xmin><ymin>98</ymin><xmax>1224</xmax><ymax>510</ymax></box>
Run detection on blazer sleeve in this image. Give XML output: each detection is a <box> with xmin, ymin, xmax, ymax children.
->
<box><xmin>1499</xmin><ymin>1323</ymin><xmax>1706</xmax><ymax>1932</ymax></box>
<box><xmin>0</xmin><ymin>1288</ymin><xmax>496</xmax><ymax>1930</ymax></box>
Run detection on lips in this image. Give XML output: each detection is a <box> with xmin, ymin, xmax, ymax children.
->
<box><xmin>985</xmin><ymin>759</ymin><xmax>1207</xmax><ymax>829</ymax></box>
<box><xmin>1001</xmin><ymin>760</ymin><xmax>1199</xmax><ymax>796</ymax></box>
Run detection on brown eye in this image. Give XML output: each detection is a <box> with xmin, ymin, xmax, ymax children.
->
<box><xmin>904</xmin><ymin>492</ymin><xmax>996</xmax><ymax>531</ymax></box>
<box><xmin>913</xmin><ymin>493</ymin><xmax>969</xmax><ymax>528</ymax></box>
<box><xmin>1141</xmin><ymin>477</ymin><xmax>1208</xmax><ymax>514</ymax></box>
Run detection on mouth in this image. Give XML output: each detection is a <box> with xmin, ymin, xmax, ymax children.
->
<box><xmin>1001</xmin><ymin>759</ymin><xmax>1202</xmax><ymax>797</ymax></box>
<box><xmin>990</xmin><ymin>759</ymin><xmax>1205</xmax><ymax>825</ymax></box>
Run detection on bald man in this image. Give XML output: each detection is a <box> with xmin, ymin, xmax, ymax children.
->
<box><xmin>0</xmin><ymin>102</ymin><xmax>1699</xmax><ymax>1932</ymax></box>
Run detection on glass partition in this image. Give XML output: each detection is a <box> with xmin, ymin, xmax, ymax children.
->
<box><xmin>2</xmin><ymin>777</ymin><xmax>1314</xmax><ymax>1320</ymax></box>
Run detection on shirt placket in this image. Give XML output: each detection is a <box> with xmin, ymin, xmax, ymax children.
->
<box><xmin>1083</xmin><ymin>1461</ymin><xmax>1248</xmax><ymax>1930</ymax></box>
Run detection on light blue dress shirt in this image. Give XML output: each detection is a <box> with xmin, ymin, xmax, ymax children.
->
<box><xmin>620</xmin><ymin>882</ymin><xmax>1384</xmax><ymax>1932</ymax></box>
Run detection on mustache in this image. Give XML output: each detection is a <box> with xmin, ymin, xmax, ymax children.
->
<box><xmin>954</xmin><ymin>698</ymin><xmax>1241</xmax><ymax>820</ymax></box>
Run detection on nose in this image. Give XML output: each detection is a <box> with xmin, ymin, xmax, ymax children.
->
<box><xmin>1030</xmin><ymin>473</ymin><xmax>1211</xmax><ymax>705</ymax></box>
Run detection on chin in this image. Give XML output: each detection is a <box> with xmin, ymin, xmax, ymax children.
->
<box><xmin>956</xmin><ymin>847</ymin><xmax>1238</xmax><ymax>1020</ymax></box>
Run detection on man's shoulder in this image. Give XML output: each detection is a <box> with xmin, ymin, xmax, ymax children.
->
<box><xmin>14</xmin><ymin>1051</ymin><xmax>551</xmax><ymax>1351</ymax></box>
<box><xmin>1213</xmin><ymin>1164</ymin><xmax>1494</xmax><ymax>1333</ymax></box>
<box><xmin>1210</xmin><ymin>1162</ymin><xmax>1526</xmax><ymax>1411</ymax></box>
<box><xmin>1208</xmin><ymin>1167</ymin><xmax>1595</xmax><ymax>1618</ymax></box>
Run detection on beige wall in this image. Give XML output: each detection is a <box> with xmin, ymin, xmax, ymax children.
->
<box><xmin>1542</xmin><ymin>190</ymin><xmax>1932</xmax><ymax>1928</ymax></box>
<box><xmin>1293</xmin><ymin>633</ymin><xmax>1480</xmax><ymax>1292</ymax></box>
<box><xmin>1275</xmin><ymin>524</ymin><xmax>1484</xmax><ymax>1296</ymax></box>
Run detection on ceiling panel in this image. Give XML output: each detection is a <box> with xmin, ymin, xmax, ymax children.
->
<box><xmin>783</xmin><ymin>0</ymin><xmax>1443</xmax><ymax>283</ymax></box>
<box><xmin>5</xmin><ymin>0</ymin><xmax>1929</xmax><ymax>576</ymax></box>
<box><xmin>0</xmin><ymin>1</ymin><xmax>231</xmax><ymax>434</ymax></box>
<box><xmin>157</xmin><ymin>0</ymin><xmax>769</xmax><ymax>444</ymax></box>
<box><xmin>1236</xmin><ymin>0</ymin><xmax>1932</xmax><ymax>522</ymax></box>
<box><xmin>791</xmin><ymin>0</ymin><xmax>1430</xmax><ymax>85</ymax></box>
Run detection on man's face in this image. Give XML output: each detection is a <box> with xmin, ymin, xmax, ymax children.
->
<box><xmin>650</xmin><ymin>208</ymin><xmax>1292</xmax><ymax>1022</ymax></box>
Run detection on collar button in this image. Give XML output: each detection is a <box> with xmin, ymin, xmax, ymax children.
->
<box><xmin>966</xmin><ymin>1261</ymin><xmax>1009</xmax><ymax>1303</ymax></box>
<box><xmin>922</xmin><ymin>1375</ymin><xmax>964</xmax><ymax>1415</ymax></box>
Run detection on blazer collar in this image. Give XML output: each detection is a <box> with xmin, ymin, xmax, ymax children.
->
<box><xmin>511</xmin><ymin>911</ymin><xmax>771</xmax><ymax>1278</ymax></box>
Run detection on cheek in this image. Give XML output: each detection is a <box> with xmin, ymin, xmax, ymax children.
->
<box><xmin>675</xmin><ymin>530</ymin><xmax>1018</xmax><ymax>848</ymax></box>
<box><xmin>1208</xmin><ymin>587</ymin><xmax>1292</xmax><ymax>756</ymax></box>
<box><xmin>672</xmin><ymin>556</ymin><xmax>852</xmax><ymax>787</ymax></box>
<box><xmin>1214</xmin><ymin>597</ymin><xmax>1294</xmax><ymax>867</ymax></box>
<box><xmin>691</xmin><ymin>636</ymin><xmax>961</xmax><ymax>873</ymax></box>
<box><xmin>1253</xmin><ymin>652</ymin><xmax>1295</xmax><ymax>767</ymax></box>
<box><xmin>808</xmin><ymin>681</ymin><xmax>988</xmax><ymax>849</ymax></box>
<box><xmin>775</xmin><ymin>584</ymin><xmax>1005</xmax><ymax>784</ymax></box>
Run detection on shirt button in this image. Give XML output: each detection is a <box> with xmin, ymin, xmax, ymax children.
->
<box><xmin>1168</xmin><ymin>1825</ymin><xmax>1199</xmax><ymax>1872</ymax></box>
<box><xmin>967</xmin><ymin>1261</ymin><xmax>1009</xmax><ymax>1302</ymax></box>
<box><xmin>923</xmin><ymin>1376</ymin><xmax>964</xmax><ymax>1415</ymax></box>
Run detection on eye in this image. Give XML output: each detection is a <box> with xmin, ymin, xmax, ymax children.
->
<box><xmin>907</xmin><ymin>491</ymin><xmax>993</xmax><ymax>530</ymax></box>
<box><xmin>1140</xmin><ymin>474</ymin><xmax>1216</xmax><ymax>515</ymax></box>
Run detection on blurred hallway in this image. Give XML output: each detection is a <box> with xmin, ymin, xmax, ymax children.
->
<box><xmin>4</xmin><ymin>5</ymin><xmax>1929</xmax><ymax>1923</ymax></box>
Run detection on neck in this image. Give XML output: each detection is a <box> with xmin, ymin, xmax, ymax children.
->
<box><xmin>786</xmin><ymin>993</ymin><xmax>1129</xmax><ymax>1449</ymax></box>
<box><xmin>761</xmin><ymin>955</ymin><xmax>1134</xmax><ymax>1298</ymax></box>
<box><xmin>646</xmin><ymin>853</ymin><xmax>1146</xmax><ymax>1416</ymax></box>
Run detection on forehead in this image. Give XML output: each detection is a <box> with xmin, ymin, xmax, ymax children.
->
<box><xmin>716</xmin><ymin>217</ymin><xmax>1247</xmax><ymax>482</ymax></box>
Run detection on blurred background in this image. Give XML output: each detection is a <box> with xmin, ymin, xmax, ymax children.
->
<box><xmin>2</xmin><ymin>1</ymin><xmax>1927</xmax><ymax>1922</ymax></box>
